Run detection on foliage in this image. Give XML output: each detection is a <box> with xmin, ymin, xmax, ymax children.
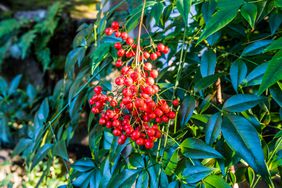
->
<box><xmin>8</xmin><ymin>0</ymin><xmax>282</xmax><ymax>187</ymax></box>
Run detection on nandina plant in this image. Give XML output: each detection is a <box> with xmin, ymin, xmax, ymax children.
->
<box><xmin>13</xmin><ymin>0</ymin><xmax>281</xmax><ymax>188</ymax></box>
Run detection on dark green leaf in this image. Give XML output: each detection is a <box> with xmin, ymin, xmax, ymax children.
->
<box><xmin>179</xmin><ymin>96</ymin><xmax>196</xmax><ymax>127</ymax></box>
<box><xmin>258</xmin><ymin>50</ymin><xmax>282</xmax><ymax>94</ymax></box>
<box><xmin>241</xmin><ymin>40</ymin><xmax>272</xmax><ymax>56</ymax></box>
<box><xmin>244</xmin><ymin>62</ymin><xmax>268</xmax><ymax>86</ymax></box>
<box><xmin>182</xmin><ymin>165</ymin><xmax>212</xmax><ymax>184</ymax></box>
<box><xmin>108</xmin><ymin>169</ymin><xmax>140</xmax><ymax>188</ymax></box>
<box><xmin>13</xmin><ymin>138</ymin><xmax>33</xmax><ymax>156</ymax></box>
<box><xmin>222</xmin><ymin>115</ymin><xmax>268</xmax><ymax>177</ymax></box>
<box><xmin>26</xmin><ymin>84</ymin><xmax>37</xmax><ymax>102</ymax></box>
<box><xmin>136</xmin><ymin>171</ymin><xmax>149</xmax><ymax>188</ymax></box>
<box><xmin>65</xmin><ymin>47</ymin><xmax>86</xmax><ymax>76</ymax></box>
<box><xmin>223</xmin><ymin>94</ymin><xmax>266</xmax><ymax>112</ymax></box>
<box><xmin>264</xmin><ymin>37</ymin><xmax>282</xmax><ymax>52</ymax></box>
<box><xmin>204</xmin><ymin>175</ymin><xmax>231</xmax><ymax>188</ymax></box>
<box><xmin>230</xmin><ymin>60</ymin><xmax>247</xmax><ymax>92</ymax></box>
<box><xmin>0</xmin><ymin>116</ymin><xmax>10</xmax><ymax>143</ymax></box>
<box><xmin>129</xmin><ymin>154</ymin><xmax>145</xmax><ymax>168</ymax></box>
<box><xmin>194</xmin><ymin>74</ymin><xmax>219</xmax><ymax>92</ymax></box>
<box><xmin>152</xmin><ymin>2</ymin><xmax>164</xmax><ymax>25</ymax></box>
<box><xmin>71</xmin><ymin>158</ymin><xmax>96</xmax><ymax>172</ymax></box>
<box><xmin>37</xmin><ymin>99</ymin><xmax>49</xmax><ymax>122</ymax></box>
<box><xmin>8</xmin><ymin>74</ymin><xmax>22</xmax><ymax>95</ymax></box>
<box><xmin>240</xmin><ymin>3</ymin><xmax>257</xmax><ymax>29</ymax></box>
<box><xmin>205</xmin><ymin>113</ymin><xmax>222</xmax><ymax>145</ymax></box>
<box><xmin>180</xmin><ymin>138</ymin><xmax>223</xmax><ymax>159</ymax></box>
<box><xmin>270</xmin><ymin>85</ymin><xmax>282</xmax><ymax>107</ymax></box>
<box><xmin>274</xmin><ymin>0</ymin><xmax>282</xmax><ymax>7</ymax></box>
<box><xmin>200</xmin><ymin>49</ymin><xmax>216</xmax><ymax>77</ymax></box>
<box><xmin>269</xmin><ymin>13</ymin><xmax>282</xmax><ymax>35</ymax></box>
<box><xmin>31</xmin><ymin>143</ymin><xmax>53</xmax><ymax>170</ymax></box>
<box><xmin>53</xmin><ymin>140</ymin><xmax>69</xmax><ymax>161</ymax></box>
<box><xmin>176</xmin><ymin>0</ymin><xmax>192</xmax><ymax>26</ymax></box>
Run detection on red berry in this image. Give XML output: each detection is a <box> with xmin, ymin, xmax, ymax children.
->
<box><xmin>155</xmin><ymin>131</ymin><xmax>161</xmax><ymax>138</ymax></box>
<box><xmin>144</xmin><ymin>63</ymin><xmax>152</xmax><ymax>71</ymax></box>
<box><xmin>115</xmin><ymin>31</ymin><xmax>121</xmax><ymax>37</ymax></box>
<box><xmin>150</xmin><ymin>53</ymin><xmax>158</xmax><ymax>60</ymax></box>
<box><xmin>114</xmin><ymin>42</ymin><xmax>122</xmax><ymax>50</ymax></box>
<box><xmin>126</xmin><ymin>37</ymin><xmax>134</xmax><ymax>45</ymax></box>
<box><xmin>172</xmin><ymin>99</ymin><xmax>179</xmax><ymax>106</ymax></box>
<box><xmin>110</xmin><ymin>100</ymin><xmax>118</xmax><ymax>107</ymax></box>
<box><xmin>115</xmin><ymin>59</ymin><xmax>123</xmax><ymax>67</ymax></box>
<box><xmin>113</xmin><ymin>129</ymin><xmax>121</xmax><ymax>136</ymax></box>
<box><xmin>157</xmin><ymin>43</ymin><xmax>165</xmax><ymax>52</ymax></box>
<box><xmin>146</xmin><ymin>77</ymin><xmax>155</xmax><ymax>85</ymax></box>
<box><xmin>136</xmin><ymin>138</ymin><xmax>145</xmax><ymax>146</ymax></box>
<box><xmin>115</xmin><ymin>77</ymin><xmax>124</xmax><ymax>85</ymax></box>
<box><xmin>163</xmin><ymin>46</ymin><xmax>169</xmax><ymax>54</ymax></box>
<box><xmin>124</xmin><ymin>77</ymin><xmax>133</xmax><ymax>86</ymax></box>
<box><xmin>131</xmin><ymin>130</ymin><xmax>140</xmax><ymax>140</ymax></box>
<box><xmin>121</xmin><ymin>32</ymin><xmax>128</xmax><ymax>40</ymax></box>
<box><xmin>111</xmin><ymin>21</ymin><xmax>119</xmax><ymax>30</ymax></box>
<box><xmin>145</xmin><ymin>140</ymin><xmax>154</xmax><ymax>149</ymax></box>
<box><xmin>156</xmin><ymin>51</ymin><xmax>161</xmax><ymax>57</ymax></box>
<box><xmin>105</xmin><ymin>28</ymin><xmax>113</xmax><ymax>35</ymax></box>
<box><xmin>155</xmin><ymin>108</ymin><xmax>163</xmax><ymax>117</ymax></box>
<box><xmin>118</xmin><ymin>137</ymin><xmax>125</xmax><ymax>144</ymax></box>
<box><xmin>168</xmin><ymin>111</ymin><xmax>176</xmax><ymax>119</ymax></box>
<box><xmin>99</xmin><ymin>118</ymin><xmax>106</xmax><ymax>125</ymax></box>
<box><xmin>94</xmin><ymin>86</ymin><xmax>102</xmax><ymax>94</ymax></box>
<box><xmin>162</xmin><ymin>115</ymin><xmax>169</xmax><ymax>122</ymax></box>
<box><xmin>147</xmin><ymin>128</ymin><xmax>155</xmax><ymax>137</ymax></box>
<box><xmin>150</xmin><ymin>70</ymin><xmax>158</xmax><ymax>78</ymax></box>
<box><xmin>117</xmin><ymin>49</ymin><xmax>125</xmax><ymax>57</ymax></box>
<box><xmin>143</xmin><ymin>51</ymin><xmax>150</xmax><ymax>59</ymax></box>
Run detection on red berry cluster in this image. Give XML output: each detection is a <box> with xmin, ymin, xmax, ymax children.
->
<box><xmin>89</xmin><ymin>22</ymin><xmax>179</xmax><ymax>149</ymax></box>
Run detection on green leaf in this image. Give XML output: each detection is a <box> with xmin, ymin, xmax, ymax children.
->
<box><xmin>136</xmin><ymin>171</ymin><xmax>149</xmax><ymax>188</ymax></box>
<box><xmin>164</xmin><ymin>149</ymin><xmax>179</xmax><ymax>176</ymax></box>
<box><xmin>179</xmin><ymin>96</ymin><xmax>196</xmax><ymax>127</ymax></box>
<box><xmin>108</xmin><ymin>169</ymin><xmax>140</xmax><ymax>188</ymax></box>
<box><xmin>200</xmin><ymin>49</ymin><xmax>216</xmax><ymax>77</ymax></box>
<box><xmin>270</xmin><ymin>85</ymin><xmax>282</xmax><ymax>107</ymax></box>
<box><xmin>152</xmin><ymin>2</ymin><xmax>164</xmax><ymax>25</ymax></box>
<box><xmin>36</xmin><ymin>48</ymin><xmax>51</xmax><ymax>71</ymax></box>
<box><xmin>258</xmin><ymin>50</ymin><xmax>282</xmax><ymax>94</ymax></box>
<box><xmin>205</xmin><ymin>113</ymin><xmax>222</xmax><ymax>145</ymax></box>
<box><xmin>0</xmin><ymin>19</ymin><xmax>23</xmax><ymax>38</ymax></box>
<box><xmin>0</xmin><ymin>116</ymin><xmax>10</xmax><ymax>143</ymax></box>
<box><xmin>264</xmin><ymin>37</ymin><xmax>282</xmax><ymax>52</ymax></box>
<box><xmin>31</xmin><ymin>143</ymin><xmax>53</xmax><ymax>170</ymax></box>
<box><xmin>240</xmin><ymin>3</ymin><xmax>257</xmax><ymax>29</ymax></box>
<box><xmin>26</xmin><ymin>84</ymin><xmax>37</xmax><ymax>102</ymax></box>
<box><xmin>176</xmin><ymin>0</ymin><xmax>192</xmax><ymax>26</ymax></box>
<box><xmin>274</xmin><ymin>0</ymin><xmax>282</xmax><ymax>7</ymax></box>
<box><xmin>194</xmin><ymin>74</ymin><xmax>219</xmax><ymax>92</ymax></box>
<box><xmin>204</xmin><ymin>175</ymin><xmax>231</xmax><ymax>188</ymax></box>
<box><xmin>241</xmin><ymin>40</ymin><xmax>272</xmax><ymax>56</ymax></box>
<box><xmin>8</xmin><ymin>74</ymin><xmax>22</xmax><ymax>95</ymax></box>
<box><xmin>223</xmin><ymin>94</ymin><xmax>266</xmax><ymax>112</ymax></box>
<box><xmin>37</xmin><ymin>99</ymin><xmax>49</xmax><ymax>122</ymax></box>
<box><xmin>19</xmin><ymin>30</ymin><xmax>37</xmax><ymax>59</ymax></box>
<box><xmin>53</xmin><ymin>140</ymin><xmax>69</xmax><ymax>161</ymax></box>
<box><xmin>198</xmin><ymin>0</ymin><xmax>243</xmax><ymax>44</ymax></box>
<box><xmin>230</xmin><ymin>60</ymin><xmax>247</xmax><ymax>92</ymax></box>
<box><xmin>182</xmin><ymin>165</ymin><xmax>212</xmax><ymax>184</ymax></box>
<box><xmin>222</xmin><ymin>115</ymin><xmax>268</xmax><ymax>177</ymax></box>
<box><xmin>65</xmin><ymin>47</ymin><xmax>86</xmax><ymax>76</ymax></box>
<box><xmin>71</xmin><ymin>158</ymin><xmax>96</xmax><ymax>172</ymax></box>
<box><xmin>269</xmin><ymin>13</ymin><xmax>282</xmax><ymax>35</ymax></box>
<box><xmin>13</xmin><ymin>138</ymin><xmax>33</xmax><ymax>156</ymax></box>
<box><xmin>244</xmin><ymin>62</ymin><xmax>268</xmax><ymax>86</ymax></box>
<box><xmin>180</xmin><ymin>138</ymin><xmax>223</xmax><ymax>159</ymax></box>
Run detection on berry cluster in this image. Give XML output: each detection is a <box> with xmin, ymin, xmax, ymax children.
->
<box><xmin>89</xmin><ymin>22</ymin><xmax>179</xmax><ymax>149</ymax></box>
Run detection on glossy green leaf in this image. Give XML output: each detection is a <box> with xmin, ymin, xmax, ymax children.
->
<box><xmin>176</xmin><ymin>0</ymin><xmax>192</xmax><ymax>26</ymax></box>
<box><xmin>230</xmin><ymin>60</ymin><xmax>247</xmax><ymax>92</ymax></box>
<box><xmin>264</xmin><ymin>37</ymin><xmax>282</xmax><ymax>52</ymax></box>
<box><xmin>194</xmin><ymin>74</ymin><xmax>219</xmax><ymax>92</ymax></box>
<box><xmin>65</xmin><ymin>47</ymin><xmax>86</xmax><ymax>76</ymax></box>
<box><xmin>108</xmin><ymin>169</ymin><xmax>140</xmax><ymax>188</ymax></box>
<box><xmin>182</xmin><ymin>165</ymin><xmax>212</xmax><ymax>184</ymax></box>
<box><xmin>26</xmin><ymin>84</ymin><xmax>37</xmax><ymax>102</ymax></box>
<box><xmin>0</xmin><ymin>116</ymin><xmax>10</xmax><ymax>143</ymax></box>
<box><xmin>31</xmin><ymin>143</ymin><xmax>53</xmax><ymax>170</ymax></box>
<box><xmin>205</xmin><ymin>113</ymin><xmax>222</xmax><ymax>145</ymax></box>
<box><xmin>136</xmin><ymin>171</ymin><xmax>149</xmax><ymax>188</ymax></box>
<box><xmin>164</xmin><ymin>149</ymin><xmax>179</xmax><ymax>175</ymax></box>
<box><xmin>270</xmin><ymin>85</ymin><xmax>282</xmax><ymax>107</ymax></box>
<box><xmin>179</xmin><ymin>96</ymin><xmax>196</xmax><ymax>127</ymax></box>
<box><xmin>223</xmin><ymin>94</ymin><xmax>265</xmax><ymax>112</ymax></box>
<box><xmin>240</xmin><ymin>3</ymin><xmax>257</xmax><ymax>29</ymax></box>
<box><xmin>8</xmin><ymin>74</ymin><xmax>22</xmax><ymax>95</ymax></box>
<box><xmin>152</xmin><ymin>2</ymin><xmax>164</xmax><ymax>25</ymax></box>
<box><xmin>244</xmin><ymin>62</ymin><xmax>268</xmax><ymax>86</ymax></box>
<box><xmin>180</xmin><ymin>138</ymin><xmax>223</xmax><ymax>159</ymax></box>
<box><xmin>241</xmin><ymin>40</ymin><xmax>272</xmax><ymax>56</ymax></box>
<box><xmin>198</xmin><ymin>0</ymin><xmax>243</xmax><ymax>43</ymax></box>
<box><xmin>204</xmin><ymin>175</ymin><xmax>231</xmax><ymax>188</ymax></box>
<box><xmin>13</xmin><ymin>138</ymin><xmax>33</xmax><ymax>156</ymax></box>
<box><xmin>258</xmin><ymin>50</ymin><xmax>282</xmax><ymax>94</ymax></box>
<box><xmin>222</xmin><ymin>115</ymin><xmax>268</xmax><ymax>177</ymax></box>
<box><xmin>37</xmin><ymin>99</ymin><xmax>49</xmax><ymax>122</ymax></box>
<box><xmin>71</xmin><ymin>158</ymin><xmax>96</xmax><ymax>172</ymax></box>
<box><xmin>200</xmin><ymin>49</ymin><xmax>216</xmax><ymax>77</ymax></box>
<box><xmin>53</xmin><ymin>140</ymin><xmax>69</xmax><ymax>161</ymax></box>
<box><xmin>269</xmin><ymin>13</ymin><xmax>282</xmax><ymax>35</ymax></box>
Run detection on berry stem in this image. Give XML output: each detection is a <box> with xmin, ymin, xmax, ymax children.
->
<box><xmin>135</xmin><ymin>0</ymin><xmax>146</xmax><ymax>66</ymax></box>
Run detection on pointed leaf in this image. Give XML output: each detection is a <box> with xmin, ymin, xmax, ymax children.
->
<box><xmin>136</xmin><ymin>171</ymin><xmax>149</xmax><ymax>188</ymax></box>
<box><xmin>53</xmin><ymin>140</ymin><xmax>69</xmax><ymax>161</ymax></box>
<box><xmin>180</xmin><ymin>138</ymin><xmax>223</xmax><ymax>159</ymax></box>
<box><xmin>240</xmin><ymin>3</ymin><xmax>257</xmax><ymax>29</ymax></box>
<box><xmin>245</xmin><ymin>62</ymin><xmax>268</xmax><ymax>86</ymax></box>
<box><xmin>37</xmin><ymin>99</ymin><xmax>49</xmax><ymax>122</ymax></box>
<box><xmin>204</xmin><ymin>175</ymin><xmax>231</xmax><ymax>188</ymax></box>
<box><xmin>182</xmin><ymin>165</ymin><xmax>212</xmax><ymax>184</ymax></box>
<box><xmin>200</xmin><ymin>49</ymin><xmax>216</xmax><ymax>77</ymax></box>
<box><xmin>223</xmin><ymin>94</ymin><xmax>266</xmax><ymax>112</ymax></box>
<box><xmin>8</xmin><ymin>74</ymin><xmax>22</xmax><ymax>95</ymax></box>
<box><xmin>176</xmin><ymin>0</ymin><xmax>192</xmax><ymax>26</ymax></box>
<box><xmin>230</xmin><ymin>60</ymin><xmax>247</xmax><ymax>92</ymax></box>
<box><xmin>151</xmin><ymin>2</ymin><xmax>164</xmax><ymax>25</ymax></box>
<box><xmin>31</xmin><ymin>143</ymin><xmax>53</xmax><ymax>170</ymax></box>
<box><xmin>241</xmin><ymin>40</ymin><xmax>272</xmax><ymax>56</ymax></box>
<box><xmin>164</xmin><ymin>149</ymin><xmax>179</xmax><ymax>176</ymax></box>
<box><xmin>264</xmin><ymin>37</ymin><xmax>282</xmax><ymax>52</ymax></box>
<box><xmin>194</xmin><ymin>74</ymin><xmax>219</xmax><ymax>92</ymax></box>
<box><xmin>179</xmin><ymin>96</ymin><xmax>196</xmax><ymax>127</ymax></box>
<box><xmin>205</xmin><ymin>113</ymin><xmax>222</xmax><ymax>145</ymax></box>
<box><xmin>222</xmin><ymin>115</ymin><xmax>268</xmax><ymax>177</ymax></box>
<box><xmin>258</xmin><ymin>50</ymin><xmax>282</xmax><ymax>94</ymax></box>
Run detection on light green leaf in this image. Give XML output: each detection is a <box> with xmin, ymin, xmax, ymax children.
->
<box><xmin>204</xmin><ymin>175</ymin><xmax>231</xmax><ymax>188</ymax></box>
<box><xmin>164</xmin><ymin>149</ymin><xmax>179</xmax><ymax>176</ymax></box>
<box><xmin>240</xmin><ymin>3</ymin><xmax>257</xmax><ymax>29</ymax></box>
<box><xmin>264</xmin><ymin>37</ymin><xmax>282</xmax><ymax>52</ymax></box>
<box><xmin>258</xmin><ymin>50</ymin><xmax>282</xmax><ymax>94</ymax></box>
<box><xmin>176</xmin><ymin>0</ymin><xmax>192</xmax><ymax>26</ymax></box>
<box><xmin>222</xmin><ymin>115</ymin><xmax>268</xmax><ymax>177</ymax></box>
<box><xmin>19</xmin><ymin>30</ymin><xmax>37</xmax><ymax>59</ymax></box>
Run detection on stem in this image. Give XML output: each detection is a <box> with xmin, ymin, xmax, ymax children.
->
<box><xmin>135</xmin><ymin>0</ymin><xmax>146</xmax><ymax>66</ymax></box>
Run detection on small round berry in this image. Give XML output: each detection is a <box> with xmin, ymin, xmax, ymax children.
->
<box><xmin>155</xmin><ymin>108</ymin><xmax>163</xmax><ymax>117</ymax></box>
<box><xmin>150</xmin><ymin>70</ymin><xmax>158</xmax><ymax>78</ymax></box>
<box><xmin>163</xmin><ymin>46</ymin><xmax>169</xmax><ymax>54</ymax></box>
<box><xmin>121</xmin><ymin>32</ymin><xmax>128</xmax><ymax>40</ymax></box>
<box><xmin>145</xmin><ymin>140</ymin><xmax>154</xmax><ymax>149</ymax></box>
<box><xmin>157</xmin><ymin>43</ymin><xmax>165</xmax><ymax>52</ymax></box>
<box><xmin>143</xmin><ymin>51</ymin><xmax>150</xmax><ymax>59</ymax></box>
<box><xmin>111</xmin><ymin>21</ymin><xmax>119</xmax><ymax>30</ymax></box>
<box><xmin>94</xmin><ymin>86</ymin><xmax>102</xmax><ymax>94</ymax></box>
<box><xmin>117</xmin><ymin>49</ymin><xmax>125</xmax><ymax>57</ymax></box>
<box><xmin>115</xmin><ymin>59</ymin><xmax>123</xmax><ymax>67</ymax></box>
<box><xmin>113</xmin><ymin>129</ymin><xmax>121</xmax><ymax>136</ymax></box>
<box><xmin>147</xmin><ymin>128</ymin><xmax>155</xmax><ymax>137</ymax></box>
<box><xmin>115</xmin><ymin>77</ymin><xmax>124</xmax><ymax>85</ymax></box>
<box><xmin>99</xmin><ymin>118</ymin><xmax>106</xmax><ymax>125</ymax></box>
<box><xmin>126</xmin><ymin>37</ymin><xmax>134</xmax><ymax>45</ymax></box>
<box><xmin>144</xmin><ymin>63</ymin><xmax>152</xmax><ymax>71</ymax></box>
<box><xmin>118</xmin><ymin>137</ymin><xmax>125</xmax><ymax>145</ymax></box>
<box><xmin>115</xmin><ymin>31</ymin><xmax>121</xmax><ymax>37</ymax></box>
<box><xmin>150</xmin><ymin>53</ymin><xmax>158</xmax><ymax>61</ymax></box>
<box><xmin>156</xmin><ymin>51</ymin><xmax>161</xmax><ymax>57</ymax></box>
<box><xmin>136</xmin><ymin>138</ymin><xmax>145</xmax><ymax>146</ymax></box>
<box><xmin>105</xmin><ymin>28</ymin><xmax>113</xmax><ymax>35</ymax></box>
<box><xmin>172</xmin><ymin>99</ymin><xmax>179</xmax><ymax>106</ymax></box>
<box><xmin>146</xmin><ymin>77</ymin><xmax>155</xmax><ymax>85</ymax></box>
<box><xmin>114</xmin><ymin>42</ymin><xmax>122</xmax><ymax>49</ymax></box>
<box><xmin>168</xmin><ymin>111</ymin><xmax>176</xmax><ymax>119</ymax></box>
